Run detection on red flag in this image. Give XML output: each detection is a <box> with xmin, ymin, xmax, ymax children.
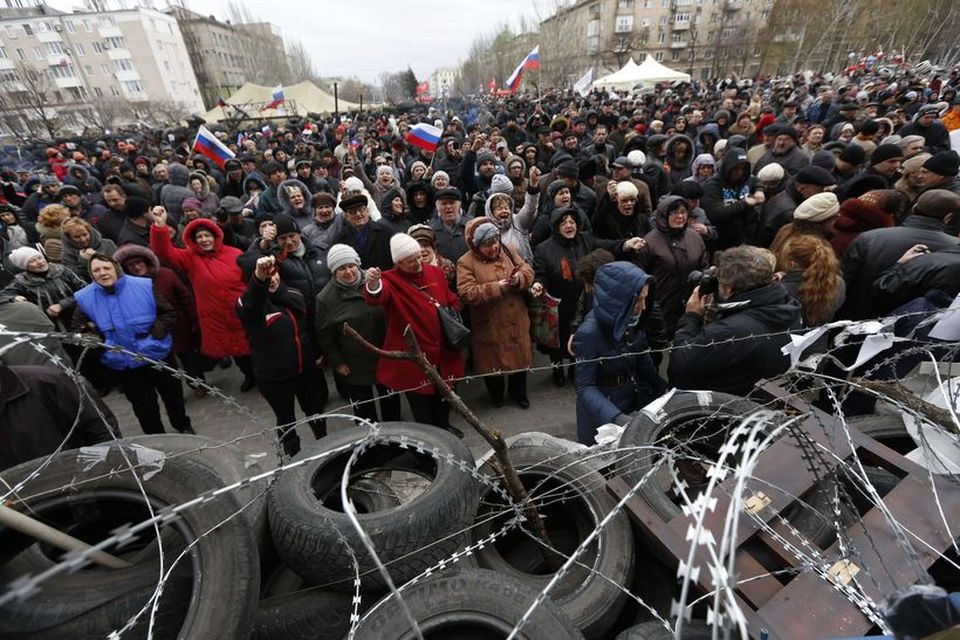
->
<box><xmin>487</xmin><ymin>77</ymin><xmax>496</xmax><ymax>94</ymax></box>
<box><xmin>415</xmin><ymin>81</ymin><xmax>430</xmax><ymax>96</ymax></box>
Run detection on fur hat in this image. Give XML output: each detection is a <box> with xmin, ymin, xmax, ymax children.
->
<box><xmin>326</xmin><ymin>243</ymin><xmax>361</xmax><ymax>273</ymax></box>
<box><xmin>339</xmin><ymin>194</ymin><xmax>368</xmax><ymax>211</ymax></box>
<box><xmin>313</xmin><ymin>192</ymin><xmax>336</xmax><ymax>208</ymax></box>
<box><xmin>389</xmin><ymin>233</ymin><xmax>421</xmax><ymax>263</ymax></box>
<box><xmin>793</xmin><ymin>192</ymin><xmax>839</xmax><ymax>222</ymax></box>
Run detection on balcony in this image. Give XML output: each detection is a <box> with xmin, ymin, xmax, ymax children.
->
<box><xmin>37</xmin><ymin>31</ymin><xmax>63</xmax><ymax>44</ymax></box>
<box><xmin>115</xmin><ymin>69</ymin><xmax>140</xmax><ymax>82</ymax></box>
<box><xmin>98</xmin><ymin>25</ymin><xmax>122</xmax><ymax>39</ymax></box>
<box><xmin>106</xmin><ymin>48</ymin><xmax>131</xmax><ymax>61</ymax></box>
<box><xmin>724</xmin><ymin>0</ymin><xmax>742</xmax><ymax>10</ymax></box>
<box><xmin>672</xmin><ymin>20</ymin><xmax>691</xmax><ymax>30</ymax></box>
<box><xmin>46</xmin><ymin>55</ymin><xmax>71</xmax><ymax>68</ymax></box>
<box><xmin>0</xmin><ymin>58</ymin><xmax>14</xmax><ymax>71</ymax></box>
<box><xmin>670</xmin><ymin>40</ymin><xmax>688</xmax><ymax>48</ymax></box>
<box><xmin>54</xmin><ymin>75</ymin><xmax>83</xmax><ymax>89</ymax></box>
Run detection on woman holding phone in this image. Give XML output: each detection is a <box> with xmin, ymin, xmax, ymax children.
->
<box><xmin>457</xmin><ymin>218</ymin><xmax>537</xmax><ymax>408</ymax></box>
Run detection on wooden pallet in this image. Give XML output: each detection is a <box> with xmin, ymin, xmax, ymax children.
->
<box><xmin>608</xmin><ymin>382</ymin><xmax>960</xmax><ymax>639</ymax></box>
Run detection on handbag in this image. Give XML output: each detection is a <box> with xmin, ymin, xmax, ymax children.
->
<box><xmin>400</xmin><ymin>277</ymin><xmax>472</xmax><ymax>350</ymax></box>
<box><xmin>529</xmin><ymin>292</ymin><xmax>561</xmax><ymax>349</ymax></box>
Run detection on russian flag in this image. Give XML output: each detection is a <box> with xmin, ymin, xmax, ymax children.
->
<box><xmin>405</xmin><ymin>123</ymin><xmax>442</xmax><ymax>152</ymax></box>
<box><xmin>265</xmin><ymin>85</ymin><xmax>284</xmax><ymax>110</ymax></box>
<box><xmin>192</xmin><ymin>125</ymin><xmax>235</xmax><ymax>169</ymax></box>
<box><xmin>215</xmin><ymin>96</ymin><xmax>227</xmax><ymax>108</ymax></box>
<box><xmin>505</xmin><ymin>46</ymin><xmax>539</xmax><ymax>92</ymax></box>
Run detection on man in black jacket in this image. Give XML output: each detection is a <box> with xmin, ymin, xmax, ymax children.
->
<box><xmin>840</xmin><ymin>189</ymin><xmax>960</xmax><ymax>320</ymax></box>
<box><xmin>701</xmin><ymin>148</ymin><xmax>765</xmax><ymax>250</ymax></box>
<box><xmin>668</xmin><ymin>245</ymin><xmax>801</xmax><ymax>395</ymax></box>
<box><xmin>331</xmin><ymin>194</ymin><xmax>396</xmax><ymax>271</ymax></box>
<box><xmin>874</xmin><ymin>244</ymin><xmax>960</xmax><ymax>312</ymax></box>
<box><xmin>896</xmin><ymin>105</ymin><xmax>951</xmax><ymax>155</ymax></box>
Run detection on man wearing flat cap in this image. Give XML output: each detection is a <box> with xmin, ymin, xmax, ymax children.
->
<box><xmin>896</xmin><ymin>104</ymin><xmax>950</xmax><ymax>154</ymax></box>
<box><xmin>330</xmin><ymin>194</ymin><xmax>396</xmax><ymax>270</ymax></box>
<box><xmin>757</xmin><ymin>165</ymin><xmax>835</xmax><ymax>247</ymax></box>
<box><xmin>917</xmin><ymin>151</ymin><xmax>960</xmax><ymax>205</ymax></box>
<box><xmin>754</xmin><ymin>124</ymin><xmax>811</xmax><ymax>178</ymax></box>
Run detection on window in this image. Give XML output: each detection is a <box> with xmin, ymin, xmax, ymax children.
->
<box><xmin>688</xmin><ymin>49</ymin><xmax>696</xmax><ymax>61</ymax></box>
<box><xmin>33</xmin><ymin>47</ymin><xmax>43</xmax><ymax>60</ymax></box>
<box><xmin>94</xmin><ymin>86</ymin><xmax>103</xmax><ymax>97</ymax></box>
<box><xmin>657</xmin><ymin>32</ymin><xmax>665</xmax><ymax>43</ymax></box>
<box><xmin>101</xmin><ymin>63</ymin><xmax>110</xmax><ymax>76</ymax></box>
<box><xmin>587</xmin><ymin>35</ymin><xmax>600</xmax><ymax>53</ymax></box>
<box><xmin>4</xmin><ymin>25</ymin><xmax>17</xmax><ymax>39</ymax></box>
<box><xmin>110</xmin><ymin>86</ymin><xmax>120</xmax><ymax>96</ymax></box>
<box><xmin>615</xmin><ymin>16</ymin><xmax>634</xmax><ymax>32</ymax></box>
<box><xmin>0</xmin><ymin>48</ymin><xmax>6</xmax><ymax>59</ymax></box>
<box><xmin>114</xmin><ymin>58</ymin><xmax>133</xmax><ymax>71</ymax></box>
<box><xmin>101</xmin><ymin>16</ymin><xmax>117</xmax><ymax>27</ymax></box>
<box><xmin>47</xmin><ymin>42</ymin><xmax>65</xmax><ymax>55</ymax></box>
<box><xmin>83</xmin><ymin>19</ymin><xmax>92</xmax><ymax>33</ymax></box>
<box><xmin>753</xmin><ymin>46</ymin><xmax>762</xmax><ymax>57</ymax></box>
<box><xmin>122</xmin><ymin>80</ymin><xmax>142</xmax><ymax>94</ymax></box>
<box><xmin>37</xmin><ymin>22</ymin><xmax>48</xmax><ymax>33</ymax></box>
<box><xmin>586</xmin><ymin>20</ymin><xmax>600</xmax><ymax>36</ymax></box>
<box><xmin>659</xmin><ymin>14</ymin><xmax>668</xmax><ymax>24</ymax></box>
<box><xmin>671</xmin><ymin>31</ymin><xmax>685</xmax><ymax>41</ymax></box>
<box><xmin>672</xmin><ymin>50</ymin><xmax>681</xmax><ymax>61</ymax></box>
<box><xmin>75</xmin><ymin>44</ymin><xmax>85</xmax><ymax>57</ymax></box>
<box><xmin>105</xmin><ymin>36</ymin><xmax>125</xmax><ymax>49</ymax></box>
<box><xmin>15</xmin><ymin>48</ymin><xmax>25</xmax><ymax>60</ymax></box>
<box><xmin>618</xmin><ymin>0</ymin><xmax>634</xmax><ymax>8</ymax></box>
<box><xmin>0</xmin><ymin>69</ymin><xmax>19</xmax><ymax>83</ymax></box>
<box><xmin>655</xmin><ymin>52</ymin><xmax>664</xmax><ymax>61</ymax></box>
<box><xmin>84</xmin><ymin>65</ymin><xmax>93</xmax><ymax>75</ymax></box>
<box><xmin>93</xmin><ymin>42</ymin><xmax>103</xmax><ymax>54</ymax></box>
<box><xmin>675</xmin><ymin>12</ymin><xmax>691</xmax><ymax>22</ymax></box>
<box><xmin>588</xmin><ymin>3</ymin><xmax>600</xmax><ymax>18</ymax></box>
<box><xmin>65</xmin><ymin>20</ymin><xmax>75</xmax><ymax>33</ymax></box>
<box><xmin>22</xmin><ymin>23</ymin><xmax>33</xmax><ymax>36</ymax></box>
<box><xmin>661</xmin><ymin>0</ymin><xmax>669</xmax><ymax>6</ymax></box>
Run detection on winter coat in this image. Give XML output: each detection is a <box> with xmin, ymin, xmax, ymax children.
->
<box><xmin>0</xmin><ymin>264</ymin><xmax>85</xmax><ymax>331</ymax></box>
<box><xmin>665</xmin><ymin>135</ymin><xmax>696</xmax><ymax>184</ymax></box>
<box><xmin>364</xmin><ymin>263</ymin><xmax>464</xmax><ymax>394</ymax></box>
<box><xmin>61</xmin><ymin>226</ymin><xmax>117</xmax><ymax>281</ymax></box>
<box><xmin>779</xmin><ymin>270</ymin><xmax>846</xmax><ymax>326</ymax></box>
<box><xmin>0</xmin><ymin>365</ymin><xmax>117</xmax><ymax>471</ymax></box>
<box><xmin>668</xmin><ymin>283</ymin><xmax>801</xmax><ymax>395</ymax></box>
<box><xmin>754</xmin><ymin>144</ymin><xmax>810</xmax><ymax>178</ymax></box>
<box><xmin>873</xmin><ymin>245</ymin><xmax>960</xmax><ymax>313</ymax></box>
<box><xmin>277</xmin><ymin>178</ymin><xmax>314</xmax><ymax>228</ymax></box>
<box><xmin>378</xmin><ymin>187</ymin><xmax>410</xmax><ymax>236</ymax></box>
<box><xmin>573</xmin><ymin>262</ymin><xmax>665</xmax><ymax>444</ymax></box>
<box><xmin>457</xmin><ymin>218</ymin><xmax>535</xmax><ymax>374</ymax></box>
<box><xmin>187</xmin><ymin>170</ymin><xmax>220</xmax><ymax>217</ymax></box>
<box><xmin>896</xmin><ymin>120</ymin><xmax>951</xmax><ymax>155</ymax></box>
<box><xmin>590</xmin><ymin>195</ymin><xmax>652</xmax><ymax>242</ymax></box>
<box><xmin>635</xmin><ymin>196</ymin><xmax>707</xmax><ymax>334</ymax></box>
<box><xmin>113</xmin><ymin>244</ymin><xmax>199</xmax><ymax>354</ymax></box>
<box><xmin>831</xmin><ymin>198</ymin><xmax>895</xmax><ymax>258</ymax></box>
<box><xmin>533</xmin><ymin>207</ymin><xmax>628</xmax><ymax>348</ymax></box>
<box><xmin>701</xmin><ymin>148</ymin><xmax>760</xmax><ymax>250</ymax></box>
<box><xmin>405</xmin><ymin>181</ymin><xmax>435</xmax><ymax>226</ymax></box>
<box><xmin>150</xmin><ymin>218</ymin><xmax>250</xmax><ymax>358</ymax></box>
<box><xmin>839</xmin><ymin>215</ymin><xmax>960</xmax><ymax>320</ymax></box>
<box><xmin>0</xmin><ymin>300</ymin><xmax>68</xmax><ymax>366</ymax></box>
<box><xmin>73</xmin><ymin>275</ymin><xmax>174</xmax><ymax>370</ymax></box>
<box><xmin>484</xmin><ymin>190</ymin><xmax>538</xmax><ymax>265</ymax></box>
<box><xmin>331</xmin><ymin>219</ymin><xmax>396</xmax><ymax>271</ymax></box>
<box><xmin>315</xmin><ymin>273</ymin><xmax>386</xmax><ymax>387</ymax></box>
<box><xmin>237</xmin><ymin>234</ymin><xmax>330</xmax><ymax>307</ymax></box>
<box><xmin>236</xmin><ymin>277</ymin><xmax>314</xmax><ymax>382</ymax></box>
<box><xmin>757</xmin><ymin>184</ymin><xmax>802</xmax><ymax>248</ymax></box>
<box><xmin>430</xmin><ymin>215</ymin><xmax>470</xmax><ymax>265</ymax></box>
<box><xmin>159</xmin><ymin>163</ymin><xmax>193</xmax><ymax>226</ymax></box>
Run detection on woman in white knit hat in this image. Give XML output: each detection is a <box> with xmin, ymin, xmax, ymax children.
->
<box><xmin>770</xmin><ymin>191</ymin><xmax>840</xmax><ymax>255</ymax></box>
<box><xmin>315</xmin><ymin>243</ymin><xmax>401</xmax><ymax>425</ymax></box>
<box><xmin>2</xmin><ymin>246</ymin><xmax>85</xmax><ymax>332</ymax></box>
<box><xmin>364</xmin><ymin>233</ymin><xmax>464</xmax><ymax>433</ymax></box>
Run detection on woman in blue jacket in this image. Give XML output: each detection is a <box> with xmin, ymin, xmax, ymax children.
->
<box><xmin>572</xmin><ymin>261</ymin><xmax>665</xmax><ymax>445</ymax></box>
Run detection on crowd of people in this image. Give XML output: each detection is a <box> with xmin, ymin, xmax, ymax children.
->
<box><xmin>2</xmin><ymin>63</ymin><xmax>960</xmax><ymax>462</ymax></box>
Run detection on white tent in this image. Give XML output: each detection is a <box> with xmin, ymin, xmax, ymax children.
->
<box><xmin>592</xmin><ymin>56</ymin><xmax>691</xmax><ymax>91</ymax></box>
<box><xmin>202</xmin><ymin>80</ymin><xmax>361</xmax><ymax>123</ymax></box>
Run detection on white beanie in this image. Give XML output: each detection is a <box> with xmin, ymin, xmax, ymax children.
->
<box><xmin>8</xmin><ymin>246</ymin><xmax>42</xmax><ymax>270</ymax></box>
<box><xmin>326</xmin><ymin>243</ymin><xmax>361</xmax><ymax>273</ymax></box>
<box><xmin>376</xmin><ymin>165</ymin><xmax>394</xmax><ymax>179</ymax></box>
<box><xmin>344</xmin><ymin>176</ymin><xmax>364</xmax><ymax>193</ymax></box>
<box><xmin>757</xmin><ymin>162</ymin><xmax>785</xmax><ymax>182</ymax></box>
<box><xmin>390</xmin><ymin>233</ymin><xmax>421</xmax><ymax>264</ymax></box>
<box><xmin>489</xmin><ymin>174</ymin><xmax>513</xmax><ymax>195</ymax></box>
<box><xmin>430</xmin><ymin>171</ymin><xmax>449</xmax><ymax>188</ymax></box>
<box><xmin>793</xmin><ymin>192</ymin><xmax>839</xmax><ymax>222</ymax></box>
<box><xmin>627</xmin><ymin>150</ymin><xmax>646</xmax><ymax>166</ymax></box>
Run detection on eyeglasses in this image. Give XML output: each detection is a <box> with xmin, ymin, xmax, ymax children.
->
<box><xmin>344</xmin><ymin>207</ymin><xmax>367</xmax><ymax>216</ymax></box>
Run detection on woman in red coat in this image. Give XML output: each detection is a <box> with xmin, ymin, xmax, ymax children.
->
<box><xmin>364</xmin><ymin>232</ymin><xmax>464</xmax><ymax>432</ymax></box>
<box><xmin>149</xmin><ymin>207</ymin><xmax>255</xmax><ymax>390</ymax></box>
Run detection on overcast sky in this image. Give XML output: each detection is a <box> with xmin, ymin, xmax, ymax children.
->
<box><xmin>49</xmin><ymin>0</ymin><xmax>552</xmax><ymax>83</ymax></box>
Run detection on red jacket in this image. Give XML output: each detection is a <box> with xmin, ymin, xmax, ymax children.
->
<box><xmin>831</xmin><ymin>198</ymin><xmax>895</xmax><ymax>258</ymax></box>
<box><xmin>150</xmin><ymin>218</ymin><xmax>250</xmax><ymax>358</ymax></box>
<box><xmin>364</xmin><ymin>264</ymin><xmax>464</xmax><ymax>394</ymax></box>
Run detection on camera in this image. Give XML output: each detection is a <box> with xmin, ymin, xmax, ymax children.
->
<box><xmin>687</xmin><ymin>266</ymin><xmax>719</xmax><ymax>298</ymax></box>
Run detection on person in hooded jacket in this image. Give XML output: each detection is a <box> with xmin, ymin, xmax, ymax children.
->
<box><xmin>405</xmin><ymin>180</ymin><xmax>435</xmax><ymax>226</ymax></box>
<box><xmin>688</xmin><ymin>153</ymin><xmax>717</xmax><ymax>184</ymax></box>
<box><xmin>531</xmin><ymin>179</ymin><xmax>594</xmax><ymax>248</ymax></box>
<box><xmin>159</xmin><ymin>163</ymin><xmax>193</xmax><ymax>226</ymax></box>
<box><xmin>668</xmin><ymin>245</ymin><xmax>801</xmax><ymax>395</ymax></box>
<box><xmin>187</xmin><ymin>170</ymin><xmax>219</xmax><ymax>217</ymax></box>
<box><xmin>301</xmin><ymin>192</ymin><xmax>342</xmax><ymax>252</ymax></box>
<box><xmin>61</xmin><ymin>218</ymin><xmax>117</xmax><ymax>282</ymax></box>
<box><xmin>113</xmin><ymin>243</ymin><xmax>206</xmax><ymax>396</ymax></box>
<box><xmin>701</xmin><ymin>147</ymin><xmax>765</xmax><ymax>250</ymax></box>
<box><xmin>237</xmin><ymin>255</ymin><xmax>326</xmax><ymax>457</ymax></box>
<box><xmin>482</xmin><ymin>166</ymin><xmax>540</xmax><ymax>265</ymax></box>
<box><xmin>277</xmin><ymin>178</ymin><xmax>313</xmax><ymax>229</ymax></box>
<box><xmin>219</xmin><ymin>158</ymin><xmax>246</xmax><ymax>199</ymax></box>
<box><xmin>665</xmin><ymin>135</ymin><xmax>696</xmax><ymax>185</ymax></box>
<box><xmin>635</xmin><ymin>196</ymin><xmax>708</xmax><ymax>336</ymax></box>
<box><xmin>379</xmin><ymin>186</ymin><xmax>410</xmax><ymax>236</ymax></box>
<box><xmin>149</xmin><ymin>206</ymin><xmax>255</xmax><ymax>390</ymax></box>
<box><xmin>242</xmin><ymin>173</ymin><xmax>268</xmax><ymax>216</ymax></box>
<box><xmin>533</xmin><ymin>206</ymin><xmax>646</xmax><ymax>386</ymax></box>
<box><xmin>457</xmin><ymin>219</ymin><xmax>536</xmax><ymax>408</ymax></box>
<box><xmin>573</xmin><ymin>261</ymin><xmax>665</xmax><ymax>445</ymax></box>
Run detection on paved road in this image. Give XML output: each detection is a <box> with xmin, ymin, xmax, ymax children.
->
<box><xmin>103</xmin><ymin>353</ymin><xmax>579</xmax><ymax>463</ymax></box>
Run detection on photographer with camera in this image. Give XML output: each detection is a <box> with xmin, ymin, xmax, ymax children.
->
<box><xmin>668</xmin><ymin>245</ymin><xmax>801</xmax><ymax>395</ymax></box>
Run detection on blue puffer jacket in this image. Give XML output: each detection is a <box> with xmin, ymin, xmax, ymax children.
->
<box><xmin>75</xmin><ymin>275</ymin><xmax>172</xmax><ymax>370</ymax></box>
<box><xmin>573</xmin><ymin>261</ymin><xmax>665</xmax><ymax>444</ymax></box>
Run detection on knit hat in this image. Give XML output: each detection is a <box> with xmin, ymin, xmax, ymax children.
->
<box><xmin>430</xmin><ymin>171</ymin><xmax>449</xmax><ymax>188</ymax></box>
<box><xmin>326</xmin><ymin>243</ymin><xmax>361</xmax><ymax>273</ymax></box>
<box><xmin>547</xmin><ymin>179</ymin><xmax>569</xmax><ymax>201</ymax></box>
<box><xmin>343</xmin><ymin>176</ymin><xmax>365</xmax><ymax>193</ymax></box>
<box><xmin>390</xmin><ymin>233</ymin><xmax>421</xmax><ymax>263</ymax></box>
<box><xmin>916</xmin><ymin>104</ymin><xmax>940</xmax><ymax>118</ymax></box>
<box><xmin>810</xmin><ymin>150</ymin><xmax>836</xmax><ymax>170</ymax></box>
<box><xmin>273</xmin><ymin>213</ymin><xmax>299</xmax><ymax>236</ymax></box>
<box><xmin>870</xmin><ymin>143</ymin><xmax>904</xmax><ymax>165</ymax></box>
<box><xmin>476</xmin><ymin>150</ymin><xmax>496</xmax><ymax>166</ymax></box>
<box><xmin>305</xmin><ymin>193</ymin><xmax>331</xmax><ymax>209</ymax></box>
<box><xmin>408</xmin><ymin>223</ymin><xmax>436</xmax><ymax>247</ymax></box>
<box><xmin>914</xmin><ymin>189</ymin><xmax>960</xmax><ymax>220</ymax></box>
<box><xmin>556</xmin><ymin>162</ymin><xmax>578</xmax><ymax>179</ymax></box>
<box><xmin>182</xmin><ymin>196</ymin><xmax>203</xmax><ymax>212</ymax></box>
<box><xmin>922</xmin><ymin>151</ymin><xmax>960</xmax><ymax>177</ymax></box>
<box><xmin>838</xmin><ymin>144</ymin><xmax>866</xmax><ymax>165</ymax></box>
<box><xmin>627</xmin><ymin>150</ymin><xmax>646</xmax><ymax>166</ymax></box>
<box><xmin>410</xmin><ymin>161</ymin><xmax>428</xmax><ymax>176</ymax></box>
<box><xmin>489</xmin><ymin>174</ymin><xmax>513</xmax><ymax>195</ymax></box>
<box><xmin>8</xmin><ymin>246</ymin><xmax>42</xmax><ymax>270</ymax></box>
<box><xmin>756</xmin><ymin>163</ymin><xmax>784</xmax><ymax>182</ymax></box>
<box><xmin>124</xmin><ymin>195</ymin><xmax>151</xmax><ymax>219</ymax></box>
<box><xmin>376</xmin><ymin>165</ymin><xmax>394</xmax><ymax>179</ymax></box>
<box><xmin>793</xmin><ymin>192</ymin><xmax>839</xmax><ymax>222</ymax></box>
<box><xmin>472</xmin><ymin>221</ymin><xmax>500</xmax><ymax>246</ymax></box>
<box><xmin>794</xmin><ymin>165</ymin><xmax>836</xmax><ymax>186</ymax></box>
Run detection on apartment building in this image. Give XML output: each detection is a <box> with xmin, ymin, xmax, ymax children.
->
<box><xmin>167</xmin><ymin>6</ymin><xmax>290</xmax><ymax>110</ymax></box>
<box><xmin>0</xmin><ymin>2</ymin><xmax>203</xmax><ymax>138</ymax></box>
<box><xmin>540</xmin><ymin>0</ymin><xmax>772</xmax><ymax>85</ymax></box>
<box><xmin>429</xmin><ymin>66</ymin><xmax>460</xmax><ymax>98</ymax></box>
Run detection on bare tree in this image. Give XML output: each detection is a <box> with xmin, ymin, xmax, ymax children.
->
<box><xmin>137</xmin><ymin>99</ymin><xmax>194</xmax><ymax>126</ymax></box>
<box><xmin>75</xmin><ymin>96</ymin><xmax>135</xmax><ymax>132</ymax></box>
<box><xmin>287</xmin><ymin>39</ymin><xmax>315</xmax><ymax>83</ymax></box>
<box><xmin>0</xmin><ymin>60</ymin><xmax>63</xmax><ymax>141</ymax></box>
